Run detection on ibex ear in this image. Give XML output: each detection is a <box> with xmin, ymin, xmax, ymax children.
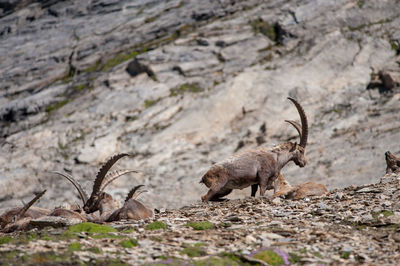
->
<box><xmin>289</xmin><ymin>143</ymin><xmax>297</xmax><ymax>152</ymax></box>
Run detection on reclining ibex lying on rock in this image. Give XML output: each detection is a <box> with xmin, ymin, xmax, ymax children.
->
<box><xmin>272</xmin><ymin>174</ymin><xmax>328</xmax><ymax>199</ymax></box>
<box><xmin>200</xmin><ymin>97</ymin><xmax>308</xmax><ymax>202</ymax></box>
<box><xmin>385</xmin><ymin>151</ymin><xmax>400</xmax><ymax>174</ymax></box>
<box><xmin>0</xmin><ymin>190</ymin><xmax>47</xmax><ymax>232</ymax></box>
<box><xmin>53</xmin><ymin>153</ymin><xmax>138</xmax><ymax>220</ymax></box>
<box><xmin>106</xmin><ymin>185</ymin><xmax>153</xmax><ymax>222</ymax></box>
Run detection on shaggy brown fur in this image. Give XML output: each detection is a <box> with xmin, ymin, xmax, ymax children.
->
<box><xmin>200</xmin><ymin>97</ymin><xmax>309</xmax><ymax>202</ymax></box>
<box><xmin>385</xmin><ymin>151</ymin><xmax>400</xmax><ymax>174</ymax></box>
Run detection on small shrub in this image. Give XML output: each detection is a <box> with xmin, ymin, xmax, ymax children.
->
<box><xmin>145</xmin><ymin>221</ymin><xmax>167</xmax><ymax>230</ymax></box>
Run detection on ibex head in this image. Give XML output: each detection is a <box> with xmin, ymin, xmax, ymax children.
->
<box><xmin>284</xmin><ymin>97</ymin><xmax>308</xmax><ymax>168</ymax></box>
<box><xmin>53</xmin><ymin>153</ymin><xmax>137</xmax><ymax>214</ymax></box>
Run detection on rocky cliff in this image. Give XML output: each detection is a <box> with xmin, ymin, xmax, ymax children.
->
<box><xmin>1</xmin><ymin>0</ymin><xmax>400</xmax><ymax>212</ymax></box>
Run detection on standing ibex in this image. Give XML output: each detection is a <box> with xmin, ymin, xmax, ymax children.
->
<box><xmin>53</xmin><ymin>153</ymin><xmax>138</xmax><ymax>220</ymax></box>
<box><xmin>106</xmin><ymin>185</ymin><xmax>153</xmax><ymax>222</ymax></box>
<box><xmin>1</xmin><ymin>190</ymin><xmax>47</xmax><ymax>232</ymax></box>
<box><xmin>200</xmin><ymin>97</ymin><xmax>308</xmax><ymax>202</ymax></box>
<box><xmin>385</xmin><ymin>151</ymin><xmax>400</xmax><ymax>174</ymax></box>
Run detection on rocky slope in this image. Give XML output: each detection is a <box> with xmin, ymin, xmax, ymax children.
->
<box><xmin>1</xmin><ymin>0</ymin><xmax>400</xmax><ymax>213</ymax></box>
<box><xmin>0</xmin><ymin>173</ymin><xmax>400</xmax><ymax>265</ymax></box>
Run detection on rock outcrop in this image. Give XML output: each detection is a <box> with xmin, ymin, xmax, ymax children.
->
<box><xmin>1</xmin><ymin>0</ymin><xmax>400</xmax><ymax>214</ymax></box>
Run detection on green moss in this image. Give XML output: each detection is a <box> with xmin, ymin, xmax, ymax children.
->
<box><xmin>390</xmin><ymin>41</ymin><xmax>399</xmax><ymax>53</ymax></box>
<box><xmin>145</xmin><ymin>221</ymin><xmax>167</xmax><ymax>230</ymax></box>
<box><xmin>75</xmin><ymin>83</ymin><xmax>87</xmax><ymax>91</ymax></box>
<box><xmin>31</xmin><ymin>252</ymin><xmax>72</xmax><ymax>264</ymax></box>
<box><xmin>340</xmin><ymin>251</ymin><xmax>351</xmax><ymax>259</ymax></box>
<box><xmin>253</xmin><ymin>250</ymin><xmax>284</xmax><ymax>266</ymax></box>
<box><xmin>102</xmin><ymin>51</ymin><xmax>140</xmax><ymax>72</ymax></box>
<box><xmin>180</xmin><ymin>246</ymin><xmax>207</xmax><ymax>257</ymax></box>
<box><xmin>66</xmin><ymin>222</ymin><xmax>117</xmax><ymax>234</ymax></box>
<box><xmin>170</xmin><ymin>83</ymin><xmax>203</xmax><ymax>96</ymax></box>
<box><xmin>313</xmin><ymin>251</ymin><xmax>323</xmax><ymax>259</ymax></box>
<box><xmin>194</xmin><ymin>253</ymin><xmax>245</xmax><ymax>266</ymax></box>
<box><xmin>67</xmin><ymin>242</ymin><xmax>82</xmax><ymax>252</ymax></box>
<box><xmin>65</xmin><ymin>222</ymin><xmax>118</xmax><ymax>239</ymax></box>
<box><xmin>121</xmin><ymin>227</ymin><xmax>136</xmax><ymax>233</ymax></box>
<box><xmin>186</xmin><ymin>221</ymin><xmax>214</xmax><ymax>230</ymax></box>
<box><xmin>372</xmin><ymin>210</ymin><xmax>394</xmax><ymax>219</ymax></box>
<box><xmin>86</xmin><ymin>247</ymin><xmax>102</xmax><ymax>254</ymax></box>
<box><xmin>144</xmin><ymin>98</ymin><xmax>160</xmax><ymax>108</ymax></box>
<box><xmin>45</xmin><ymin>99</ymin><xmax>70</xmax><ymax>113</ymax></box>
<box><xmin>289</xmin><ymin>252</ymin><xmax>302</xmax><ymax>263</ymax></box>
<box><xmin>250</xmin><ymin>19</ymin><xmax>276</xmax><ymax>41</ymax></box>
<box><xmin>120</xmin><ymin>238</ymin><xmax>139</xmax><ymax>248</ymax></box>
<box><xmin>0</xmin><ymin>236</ymin><xmax>13</xmax><ymax>245</ymax></box>
<box><xmin>145</xmin><ymin>16</ymin><xmax>158</xmax><ymax>23</ymax></box>
<box><xmin>357</xmin><ymin>0</ymin><xmax>364</xmax><ymax>7</ymax></box>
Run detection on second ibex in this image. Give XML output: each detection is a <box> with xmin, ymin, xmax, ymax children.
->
<box><xmin>200</xmin><ymin>97</ymin><xmax>308</xmax><ymax>202</ymax></box>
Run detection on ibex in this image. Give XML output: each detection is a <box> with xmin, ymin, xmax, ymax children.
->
<box><xmin>53</xmin><ymin>153</ymin><xmax>138</xmax><ymax>220</ymax></box>
<box><xmin>385</xmin><ymin>151</ymin><xmax>400</xmax><ymax>174</ymax></box>
<box><xmin>272</xmin><ymin>174</ymin><xmax>328</xmax><ymax>200</ymax></box>
<box><xmin>200</xmin><ymin>97</ymin><xmax>308</xmax><ymax>202</ymax></box>
<box><xmin>1</xmin><ymin>190</ymin><xmax>47</xmax><ymax>232</ymax></box>
<box><xmin>106</xmin><ymin>185</ymin><xmax>153</xmax><ymax>222</ymax></box>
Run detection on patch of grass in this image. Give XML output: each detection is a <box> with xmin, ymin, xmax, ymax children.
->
<box><xmin>65</xmin><ymin>222</ymin><xmax>119</xmax><ymax>239</ymax></box>
<box><xmin>357</xmin><ymin>0</ymin><xmax>364</xmax><ymax>7</ymax></box>
<box><xmin>186</xmin><ymin>221</ymin><xmax>214</xmax><ymax>230</ymax></box>
<box><xmin>45</xmin><ymin>99</ymin><xmax>70</xmax><ymax>113</ymax></box>
<box><xmin>120</xmin><ymin>238</ymin><xmax>139</xmax><ymax>248</ymax></box>
<box><xmin>66</xmin><ymin>222</ymin><xmax>117</xmax><ymax>234</ymax></box>
<box><xmin>194</xmin><ymin>253</ymin><xmax>248</xmax><ymax>266</ymax></box>
<box><xmin>0</xmin><ymin>236</ymin><xmax>13</xmax><ymax>245</ymax></box>
<box><xmin>372</xmin><ymin>210</ymin><xmax>394</xmax><ymax>219</ymax></box>
<box><xmin>170</xmin><ymin>83</ymin><xmax>203</xmax><ymax>96</ymax></box>
<box><xmin>145</xmin><ymin>16</ymin><xmax>158</xmax><ymax>23</ymax></box>
<box><xmin>390</xmin><ymin>41</ymin><xmax>399</xmax><ymax>54</ymax></box>
<box><xmin>340</xmin><ymin>251</ymin><xmax>351</xmax><ymax>259</ymax></box>
<box><xmin>289</xmin><ymin>252</ymin><xmax>302</xmax><ymax>263</ymax></box>
<box><xmin>313</xmin><ymin>251</ymin><xmax>323</xmax><ymax>259</ymax></box>
<box><xmin>253</xmin><ymin>250</ymin><xmax>284</xmax><ymax>266</ymax></box>
<box><xmin>250</xmin><ymin>18</ymin><xmax>276</xmax><ymax>41</ymax></box>
<box><xmin>86</xmin><ymin>247</ymin><xmax>102</xmax><ymax>254</ymax></box>
<box><xmin>74</xmin><ymin>83</ymin><xmax>87</xmax><ymax>91</ymax></box>
<box><xmin>31</xmin><ymin>252</ymin><xmax>72</xmax><ymax>264</ymax></box>
<box><xmin>145</xmin><ymin>221</ymin><xmax>167</xmax><ymax>230</ymax></box>
<box><xmin>67</xmin><ymin>242</ymin><xmax>82</xmax><ymax>252</ymax></box>
<box><xmin>101</xmin><ymin>51</ymin><xmax>140</xmax><ymax>72</ymax></box>
<box><xmin>120</xmin><ymin>227</ymin><xmax>136</xmax><ymax>233</ymax></box>
<box><xmin>180</xmin><ymin>245</ymin><xmax>207</xmax><ymax>257</ymax></box>
<box><xmin>144</xmin><ymin>98</ymin><xmax>160</xmax><ymax>108</ymax></box>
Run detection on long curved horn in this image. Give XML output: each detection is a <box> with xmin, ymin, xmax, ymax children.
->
<box><xmin>13</xmin><ymin>190</ymin><xmax>46</xmax><ymax>222</ymax></box>
<box><xmin>125</xmin><ymin>185</ymin><xmax>145</xmax><ymax>202</ymax></box>
<box><xmin>285</xmin><ymin>120</ymin><xmax>302</xmax><ymax>138</ymax></box>
<box><xmin>91</xmin><ymin>153</ymin><xmax>130</xmax><ymax>197</ymax></box>
<box><xmin>52</xmin><ymin>171</ymin><xmax>88</xmax><ymax>204</ymax></box>
<box><xmin>287</xmin><ymin>97</ymin><xmax>308</xmax><ymax>147</ymax></box>
<box><xmin>100</xmin><ymin>169</ymin><xmax>140</xmax><ymax>192</ymax></box>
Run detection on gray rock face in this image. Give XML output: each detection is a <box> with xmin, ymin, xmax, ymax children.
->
<box><xmin>1</xmin><ymin>0</ymin><xmax>400</xmax><ymax>211</ymax></box>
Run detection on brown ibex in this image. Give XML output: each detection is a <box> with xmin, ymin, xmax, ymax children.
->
<box><xmin>53</xmin><ymin>153</ymin><xmax>138</xmax><ymax>220</ymax></box>
<box><xmin>200</xmin><ymin>97</ymin><xmax>308</xmax><ymax>202</ymax></box>
<box><xmin>106</xmin><ymin>185</ymin><xmax>153</xmax><ymax>222</ymax></box>
<box><xmin>1</xmin><ymin>190</ymin><xmax>47</xmax><ymax>232</ymax></box>
<box><xmin>273</xmin><ymin>174</ymin><xmax>328</xmax><ymax>200</ymax></box>
<box><xmin>385</xmin><ymin>151</ymin><xmax>400</xmax><ymax>174</ymax></box>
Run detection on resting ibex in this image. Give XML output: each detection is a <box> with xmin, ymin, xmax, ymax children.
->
<box><xmin>272</xmin><ymin>174</ymin><xmax>328</xmax><ymax>200</ymax></box>
<box><xmin>200</xmin><ymin>97</ymin><xmax>308</xmax><ymax>202</ymax></box>
<box><xmin>53</xmin><ymin>153</ymin><xmax>138</xmax><ymax>220</ymax></box>
<box><xmin>1</xmin><ymin>190</ymin><xmax>47</xmax><ymax>232</ymax></box>
<box><xmin>106</xmin><ymin>185</ymin><xmax>153</xmax><ymax>222</ymax></box>
<box><xmin>385</xmin><ymin>151</ymin><xmax>400</xmax><ymax>174</ymax></box>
